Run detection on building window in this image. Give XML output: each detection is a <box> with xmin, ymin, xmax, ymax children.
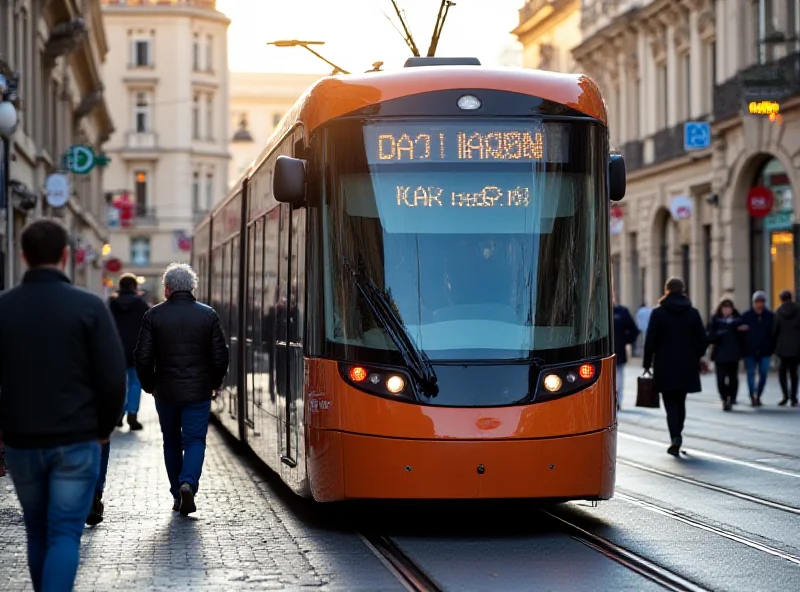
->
<box><xmin>659</xmin><ymin>64</ymin><xmax>668</xmax><ymax>127</ymax></box>
<box><xmin>134</xmin><ymin>92</ymin><xmax>149</xmax><ymax>133</ymax></box>
<box><xmin>206</xmin><ymin>35</ymin><xmax>213</xmax><ymax>71</ymax></box>
<box><xmin>134</xmin><ymin>171</ymin><xmax>148</xmax><ymax>216</ymax></box>
<box><xmin>206</xmin><ymin>173</ymin><xmax>214</xmax><ymax>210</ymax></box>
<box><xmin>706</xmin><ymin>41</ymin><xmax>717</xmax><ymax>113</ymax></box>
<box><xmin>192</xmin><ymin>171</ymin><xmax>201</xmax><ymax>212</ymax></box>
<box><xmin>132</xmin><ymin>39</ymin><xmax>151</xmax><ymax>67</ymax></box>
<box><xmin>192</xmin><ymin>94</ymin><xmax>200</xmax><ymax>139</ymax></box>
<box><xmin>631</xmin><ymin>80</ymin><xmax>641</xmax><ymax>138</ymax></box>
<box><xmin>206</xmin><ymin>94</ymin><xmax>214</xmax><ymax>140</ymax></box>
<box><xmin>130</xmin><ymin>237</ymin><xmax>151</xmax><ymax>267</ymax></box>
<box><xmin>193</xmin><ymin>34</ymin><xmax>200</xmax><ymax>70</ymax></box>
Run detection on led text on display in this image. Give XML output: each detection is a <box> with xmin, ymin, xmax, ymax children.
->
<box><xmin>396</xmin><ymin>185</ymin><xmax>531</xmax><ymax>208</ymax></box>
<box><xmin>364</xmin><ymin>122</ymin><xmax>569</xmax><ymax>164</ymax></box>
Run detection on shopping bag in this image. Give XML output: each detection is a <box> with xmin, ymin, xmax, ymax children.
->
<box><xmin>636</xmin><ymin>371</ymin><xmax>660</xmax><ymax>408</ymax></box>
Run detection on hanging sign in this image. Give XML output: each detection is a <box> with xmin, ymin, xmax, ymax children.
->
<box><xmin>669</xmin><ymin>195</ymin><xmax>693</xmax><ymax>221</ymax></box>
<box><xmin>610</xmin><ymin>204</ymin><xmax>623</xmax><ymax>235</ymax></box>
<box><xmin>747</xmin><ymin>186</ymin><xmax>775</xmax><ymax>218</ymax></box>
<box><xmin>45</xmin><ymin>173</ymin><xmax>70</xmax><ymax>208</ymax></box>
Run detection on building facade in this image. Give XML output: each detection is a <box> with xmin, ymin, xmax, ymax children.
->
<box><xmin>512</xmin><ymin>0</ymin><xmax>582</xmax><ymax>71</ymax></box>
<box><xmin>228</xmin><ymin>71</ymin><xmax>322</xmax><ymax>187</ymax></box>
<box><xmin>571</xmin><ymin>0</ymin><xmax>800</xmax><ymax>318</ymax></box>
<box><xmin>100</xmin><ymin>0</ymin><xmax>230</xmax><ymax>299</ymax></box>
<box><xmin>1</xmin><ymin>0</ymin><xmax>114</xmax><ymax>293</ymax></box>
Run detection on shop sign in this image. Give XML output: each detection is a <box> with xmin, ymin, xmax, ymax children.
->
<box><xmin>104</xmin><ymin>258</ymin><xmax>122</xmax><ymax>273</ymax></box>
<box><xmin>747</xmin><ymin>186</ymin><xmax>775</xmax><ymax>218</ymax></box>
<box><xmin>44</xmin><ymin>173</ymin><xmax>70</xmax><ymax>208</ymax></box>
<box><xmin>669</xmin><ymin>195</ymin><xmax>693</xmax><ymax>221</ymax></box>
<box><xmin>610</xmin><ymin>204</ymin><xmax>623</xmax><ymax>235</ymax></box>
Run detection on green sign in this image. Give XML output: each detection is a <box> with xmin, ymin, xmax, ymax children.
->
<box><xmin>63</xmin><ymin>145</ymin><xmax>96</xmax><ymax>175</ymax></box>
<box><xmin>95</xmin><ymin>153</ymin><xmax>111</xmax><ymax>167</ymax></box>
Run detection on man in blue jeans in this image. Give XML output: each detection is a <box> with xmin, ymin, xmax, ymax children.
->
<box><xmin>135</xmin><ymin>263</ymin><xmax>229</xmax><ymax>515</ymax></box>
<box><xmin>741</xmin><ymin>290</ymin><xmax>775</xmax><ymax>407</ymax></box>
<box><xmin>0</xmin><ymin>220</ymin><xmax>126</xmax><ymax>591</ymax></box>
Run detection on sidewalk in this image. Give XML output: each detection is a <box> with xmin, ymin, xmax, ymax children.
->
<box><xmin>0</xmin><ymin>397</ymin><xmax>399</xmax><ymax>592</ymax></box>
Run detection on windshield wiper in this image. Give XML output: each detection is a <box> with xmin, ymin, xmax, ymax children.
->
<box><xmin>342</xmin><ymin>260</ymin><xmax>439</xmax><ymax>397</ymax></box>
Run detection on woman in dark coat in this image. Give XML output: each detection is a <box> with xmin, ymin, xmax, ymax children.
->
<box><xmin>643</xmin><ymin>277</ymin><xmax>708</xmax><ymax>456</ymax></box>
<box><xmin>706</xmin><ymin>298</ymin><xmax>747</xmax><ymax>411</ymax></box>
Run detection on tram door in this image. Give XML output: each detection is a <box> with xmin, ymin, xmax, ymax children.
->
<box><xmin>275</xmin><ymin>203</ymin><xmax>292</xmax><ymax>464</ymax></box>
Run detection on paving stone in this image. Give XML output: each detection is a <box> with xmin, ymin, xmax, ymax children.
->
<box><xmin>0</xmin><ymin>396</ymin><xmax>402</xmax><ymax>591</ymax></box>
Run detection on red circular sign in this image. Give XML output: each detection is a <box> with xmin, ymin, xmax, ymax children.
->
<box><xmin>610</xmin><ymin>205</ymin><xmax>623</xmax><ymax>219</ymax></box>
<box><xmin>105</xmin><ymin>258</ymin><xmax>122</xmax><ymax>273</ymax></box>
<box><xmin>747</xmin><ymin>186</ymin><xmax>775</xmax><ymax>218</ymax></box>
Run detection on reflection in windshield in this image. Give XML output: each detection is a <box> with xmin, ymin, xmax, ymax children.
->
<box><xmin>320</xmin><ymin>119</ymin><xmax>610</xmax><ymax>364</ymax></box>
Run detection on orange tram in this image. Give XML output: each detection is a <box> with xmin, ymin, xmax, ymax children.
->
<box><xmin>191</xmin><ymin>57</ymin><xmax>627</xmax><ymax>502</ymax></box>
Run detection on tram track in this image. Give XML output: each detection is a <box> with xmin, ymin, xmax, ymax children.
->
<box><xmin>542</xmin><ymin>509</ymin><xmax>711</xmax><ymax>592</ymax></box>
<box><xmin>618</xmin><ymin>457</ymin><xmax>800</xmax><ymax>515</ymax></box>
<box><xmin>360</xmin><ymin>532</ymin><xmax>444</xmax><ymax>592</ymax></box>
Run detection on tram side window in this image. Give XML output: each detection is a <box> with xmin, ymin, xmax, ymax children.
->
<box><xmin>220</xmin><ymin>242</ymin><xmax>230</xmax><ymax>338</ymax></box>
<box><xmin>246</xmin><ymin>223</ymin><xmax>257</xmax><ymax>401</ymax></box>
<box><xmin>263</xmin><ymin>207</ymin><xmax>280</xmax><ymax>402</ymax></box>
<box><xmin>253</xmin><ymin>218</ymin><xmax>265</xmax><ymax>406</ymax></box>
<box><xmin>211</xmin><ymin>247</ymin><xmax>224</xmax><ymax>321</ymax></box>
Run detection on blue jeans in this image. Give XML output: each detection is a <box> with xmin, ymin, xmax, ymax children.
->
<box><xmin>125</xmin><ymin>367</ymin><xmax>142</xmax><ymax>414</ymax></box>
<box><xmin>155</xmin><ymin>400</ymin><xmax>211</xmax><ymax>498</ymax></box>
<box><xmin>745</xmin><ymin>356</ymin><xmax>771</xmax><ymax>397</ymax></box>
<box><xmin>5</xmin><ymin>441</ymin><xmax>100</xmax><ymax>592</ymax></box>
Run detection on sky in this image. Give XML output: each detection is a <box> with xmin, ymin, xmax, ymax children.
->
<box><xmin>216</xmin><ymin>0</ymin><xmax>524</xmax><ymax>74</ymax></box>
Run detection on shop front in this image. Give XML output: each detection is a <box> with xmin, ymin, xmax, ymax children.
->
<box><xmin>748</xmin><ymin>156</ymin><xmax>796</xmax><ymax>311</ymax></box>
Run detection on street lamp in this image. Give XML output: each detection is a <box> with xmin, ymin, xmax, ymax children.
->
<box><xmin>266</xmin><ymin>40</ymin><xmax>350</xmax><ymax>75</ymax></box>
<box><xmin>0</xmin><ymin>72</ymin><xmax>20</xmax><ymax>291</ymax></box>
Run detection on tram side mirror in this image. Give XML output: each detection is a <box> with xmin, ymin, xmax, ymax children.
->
<box><xmin>609</xmin><ymin>154</ymin><xmax>626</xmax><ymax>202</ymax></box>
<box><xmin>274</xmin><ymin>155</ymin><xmax>307</xmax><ymax>205</ymax></box>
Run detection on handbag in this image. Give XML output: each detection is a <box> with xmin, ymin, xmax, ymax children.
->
<box><xmin>636</xmin><ymin>370</ymin><xmax>660</xmax><ymax>408</ymax></box>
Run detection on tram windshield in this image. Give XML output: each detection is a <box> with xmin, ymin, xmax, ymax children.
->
<box><xmin>320</xmin><ymin>118</ymin><xmax>610</xmax><ymax>363</ymax></box>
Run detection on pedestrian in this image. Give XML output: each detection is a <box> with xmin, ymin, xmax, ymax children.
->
<box><xmin>135</xmin><ymin>263</ymin><xmax>229</xmax><ymax>515</ymax></box>
<box><xmin>706</xmin><ymin>298</ymin><xmax>747</xmax><ymax>411</ymax></box>
<box><xmin>613</xmin><ymin>295</ymin><xmax>639</xmax><ymax>410</ymax></box>
<box><xmin>740</xmin><ymin>290</ymin><xmax>774</xmax><ymax>407</ymax></box>
<box><xmin>643</xmin><ymin>277</ymin><xmax>708</xmax><ymax>456</ymax></box>
<box><xmin>0</xmin><ymin>219</ymin><xmax>126</xmax><ymax>591</ymax></box>
<box><xmin>772</xmin><ymin>289</ymin><xmax>800</xmax><ymax>407</ymax></box>
<box><xmin>109</xmin><ymin>273</ymin><xmax>150</xmax><ymax>430</ymax></box>
<box><xmin>85</xmin><ymin>273</ymin><xmax>153</xmax><ymax>526</ymax></box>
<box><xmin>635</xmin><ymin>301</ymin><xmax>652</xmax><ymax>357</ymax></box>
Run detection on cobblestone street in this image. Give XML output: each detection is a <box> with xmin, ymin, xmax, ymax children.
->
<box><xmin>0</xmin><ymin>397</ymin><xmax>401</xmax><ymax>592</ymax></box>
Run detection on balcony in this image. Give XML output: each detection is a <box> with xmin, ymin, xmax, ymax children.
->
<box><xmin>714</xmin><ymin>51</ymin><xmax>800</xmax><ymax>123</ymax></box>
<box><xmin>101</xmin><ymin>0</ymin><xmax>216</xmax><ymax>9</ymax></box>
<box><xmin>125</xmin><ymin>131</ymin><xmax>158</xmax><ymax>151</ymax></box>
<box><xmin>652</xmin><ymin>123</ymin><xmax>687</xmax><ymax>165</ymax></box>
<box><xmin>621</xmin><ymin>140</ymin><xmax>644</xmax><ymax>172</ymax></box>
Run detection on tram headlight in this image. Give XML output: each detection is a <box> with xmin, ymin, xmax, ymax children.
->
<box><xmin>386</xmin><ymin>375</ymin><xmax>406</xmax><ymax>394</ymax></box>
<box><xmin>543</xmin><ymin>374</ymin><xmax>562</xmax><ymax>392</ymax></box>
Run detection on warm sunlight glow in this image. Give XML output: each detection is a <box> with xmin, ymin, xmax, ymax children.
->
<box><xmin>216</xmin><ymin>0</ymin><xmax>523</xmax><ymax>73</ymax></box>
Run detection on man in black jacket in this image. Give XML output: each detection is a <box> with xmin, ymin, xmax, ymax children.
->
<box><xmin>772</xmin><ymin>289</ymin><xmax>800</xmax><ymax>406</ymax></box>
<box><xmin>741</xmin><ymin>291</ymin><xmax>775</xmax><ymax>407</ymax></box>
<box><xmin>109</xmin><ymin>273</ymin><xmax>150</xmax><ymax>429</ymax></box>
<box><xmin>0</xmin><ymin>219</ymin><xmax>126</xmax><ymax>590</ymax></box>
<box><xmin>135</xmin><ymin>263</ymin><xmax>229</xmax><ymax>515</ymax></box>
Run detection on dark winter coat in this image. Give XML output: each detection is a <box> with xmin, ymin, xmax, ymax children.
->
<box><xmin>643</xmin><ymin>293</ymin><xmax>708</xmax><ymax>394</ymax></box>
<box><xmin>613</xmin><ymin>304</ymin><xmax>640</xmax><ymax>365</ymax></box>
<box><xmin>134</xmin><ymin>291</ymin><xmax>230</xmax><ymax>403</ymax></box>
<box><xmin>773</xmin><ymin>301</ymin><xmax>800</xmax><ymax>359</ymax></box>
<box><xmin>0</xmin><ymin>268</ymin><xmax>126</xmax><ymax>448</ymax></box>
<box><xmin>706</xmin><ymin>315</ymin><xmax>746</xmax><ymax>363</ymax></box>
<box><xmin>109</xmin><ymin>289</ymin><xmax>150</xmax><ymax>366</ymax></box>
<box><xmin>740</xmin><ymin>308</ymin><xmax>775</xmax><ymax>358</ymax></box>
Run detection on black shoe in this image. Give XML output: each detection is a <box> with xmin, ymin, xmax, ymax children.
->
<box><xmin>86</xmin><ymin>494</ymin><xmax>104</xmax><ymax>525</ymax></box>
<box><xmin>792</xmin><ymin>400</ymin><xmax>799</xmax><ymax>407</ymax></box>
<box><xmin>172</xmin><ymin>498</ymin><xmax>180</xmax><ymax>512</ymax></box>
<box><xmin>116</xmin><ymin>418</ymin><xmax>124</xmax><ymax>427</ymax></box>
<box><xmin>779</xmin><ymin>398</ymin><xmax>788</xmax><ymax>406</ymax></box>
<box><xmin>179</xmin><ymin>483</ymin><xmax>196</xmax><ymax>516</ymax></box>
<box><xmin>127</xmin><ymin>413</ymin><xmax>143</xmax><ymax>431</ymax></box>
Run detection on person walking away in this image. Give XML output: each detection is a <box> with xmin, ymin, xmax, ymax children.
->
<box><xmin>741</xmin><ymin>291</ymin><xmax>774</xmax><ymax>406</ymax></box>
<box><xmin>706</xmin><ymin>298</ymin><xmax>747</xmax><ymax>411</ymax></box>
<box><xmin>85</xmin><ymin>273</ymin><xmax>152</xmax><ymax>526</ymax></box>
<box><xmin>643</xmin><ymin>277</ymin><xmax>708</xmax><ymax>456</ymax></box>
<box><xmin>135</xmin><ymin>263</ymin><xmax>229</xmax><ymax>515</ymax></box>
<box><xmin>109</xmin><ymin>273</ymin><xmax>150</xmax><ymax>430</ymax></box>
<box><xmin>635</xmin><ymin>302</ymin><xmax>652</xmax><ymax>357</ymax></box>
<box><xmin>0</xmin><ymin>220</ymin><xmax>126</xmax><ymax>591</ymax></box>
<box><xmin>772</xmin><ymin>289</ymin><xmax>800</xmax><ymax>407</ymax></box>
<box><xmin>613</xmin><ymin>296</ymin><xmax>640</xmax><ymax>410</ymax></box>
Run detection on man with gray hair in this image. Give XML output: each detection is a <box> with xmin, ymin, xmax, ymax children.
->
<box><xmin>135</xmin><ymin>263</ymin><xmax>229</xmax><ymax>515</ymax></box>
<box><xmin>741</xmin><ymin>290</ymin><xmax>774</xmax><ymax>406</ymax></box>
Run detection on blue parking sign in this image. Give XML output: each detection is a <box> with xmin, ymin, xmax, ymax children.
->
<box><xmin>684</xmin><ymin>122</ymin><xmax>711</xmax><ymax>151</ymax></box>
